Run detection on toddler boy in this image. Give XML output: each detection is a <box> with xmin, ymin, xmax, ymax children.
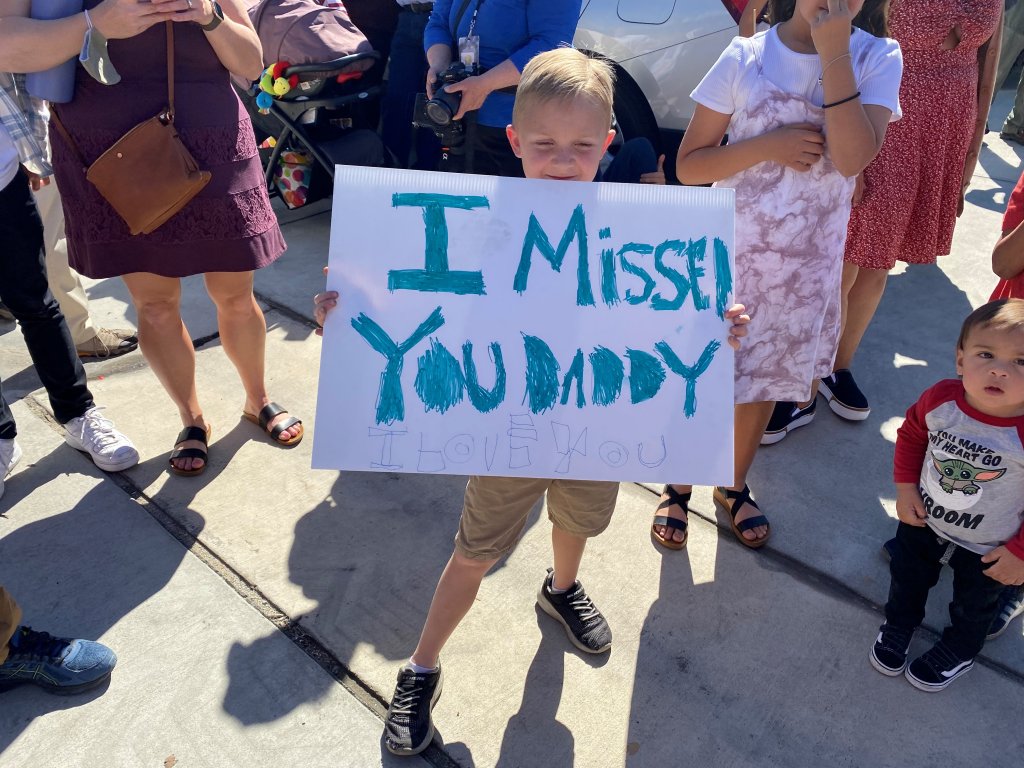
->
<box><xmin>870</xmin><ymin>299</ymin><xmax>1024</xmax><ymax>691</ymax></box>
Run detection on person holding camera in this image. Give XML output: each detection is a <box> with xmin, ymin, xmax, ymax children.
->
<box><xmin>422</xmin><ymin>0</ymin><xmax>581</xmax><ymax>176</ymax></box>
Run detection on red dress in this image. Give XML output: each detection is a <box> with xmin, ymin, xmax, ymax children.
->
<box><xmin>845</xmin><ymin>0</ymin><xmax>1001</xmax><ymax>270</ymax></box>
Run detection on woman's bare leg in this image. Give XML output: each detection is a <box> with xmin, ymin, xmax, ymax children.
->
<box><xmin>204</xmin><ymin>271</ymin><xmax>300</xmax><ymax>441</ymax></box>
<box><xmin>121</xmin><ymin>272</ymin><xmax>208</xmax><ymax>471</ymax></box>
<box><xmin>835</xmin><ymin>264</ymin><xmax>888</xmax><ymax>371</ymax></box>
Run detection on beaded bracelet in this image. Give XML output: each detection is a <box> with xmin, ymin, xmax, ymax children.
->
<box><xmin>823</xmin><ymin>91</ymin><xmax>861</xmax><ymax>109</ymax></box>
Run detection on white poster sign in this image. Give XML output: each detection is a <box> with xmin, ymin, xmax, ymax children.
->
<box><xmin>314</xmin><ymin>167</ymin><xmax>735</xmax><ymax>484</ymax></box>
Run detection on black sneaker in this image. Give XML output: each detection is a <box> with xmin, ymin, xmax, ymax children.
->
<box><xmin>905</xmin><ymin>641</ymin><xmax>973</xmax><ymax>692</ymax></box>
<box><xmin>536</xmin><ymin>568</ymin><xmax>611</xmax><ymax>654</ymax></box>
<box><xmin>384</xmin><ymin>664</ymin><xmax>443</xmax><ymax>756</ymax></box>
<box><xmin>869</xmin><ymin>623</ymin><xmax>914</xmax><ymax>676</ymax></box>
<box><xmin>818</xmin><ymin>369</ymin><xmax>870</xmax><ymax>421</ymax></box>
<box><xmin>761</xmin><ymin>400</ymin><xmax>816</xmax><ymax>445</ymax></box>
<box><xmin>986</xmin><ymin>585</ymin><xmax>1024</xmax><ymax>640</ymax></box>
<box><xmin>880</xmin><ymin>537</ymin><xmax>897</xmax><ymax>563</ymax></box>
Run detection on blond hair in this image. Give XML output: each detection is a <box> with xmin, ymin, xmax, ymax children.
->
<box><xmin>513</xmin><ymin>47</ymin><xmax>615</xmax><ymax>127</ymax></box>
<box><xmin>957</xmin><ymin>298</ymin><xmax>1024</xmax><ymax>350</ymax></box>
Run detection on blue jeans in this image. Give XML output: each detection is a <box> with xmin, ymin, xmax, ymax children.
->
<box><xmin>885</xmin><ymin>522</ymin><xmax>1005</xmax><ymax>659</ymax></box>
<box><xmin>0</xmin><ymin>175</ymin><xmax>92</xmax><ymax>438</ymax></box>
<box><xmin>380</xmin><ymin>9</ymin><xmax>441</xmax><ymax>170</ymax></box>
<box><xmin>0</xmin><ymin>586</ymin><xmax>19</xmax><ymax>665</ymax></box>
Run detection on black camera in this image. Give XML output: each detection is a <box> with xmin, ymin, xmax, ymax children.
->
<box><xmin>413</xmin><ymin>61</ymin><xmax>475</xmax><ymax>144</ymax></box>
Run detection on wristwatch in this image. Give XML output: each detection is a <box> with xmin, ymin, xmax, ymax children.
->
<box><xmin>200</xmin><ymin>1</ymin><xmax>225</xmax><ymax>31</ymax></box>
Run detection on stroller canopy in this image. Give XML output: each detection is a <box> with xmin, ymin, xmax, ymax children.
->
<box><xmin>248</xmin><ymin>0</ymin><xmax>375</xmax><ymax>71</ymax></box>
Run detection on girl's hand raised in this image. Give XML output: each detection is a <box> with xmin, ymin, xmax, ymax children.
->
<box><xmin>810</xmin><ymin>0</ymin><xmax>855</xmax><ymax>60</ymax></box>
<box><xmin>762</xmin><ymin>123</ymin><xmax>825</xmax><ymax>172</ymax></box>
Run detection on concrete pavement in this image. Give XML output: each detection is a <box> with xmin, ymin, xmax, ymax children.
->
<box><xmin>1</xmin><ymin>93</ymin><xmax>1023</xmax><ymax>768</ymax></box>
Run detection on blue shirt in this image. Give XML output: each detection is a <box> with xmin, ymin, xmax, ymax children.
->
<box><xmin>423</xmin><ymin>0</ymin><xmax>582</xmax><ymax>128</ymax></box>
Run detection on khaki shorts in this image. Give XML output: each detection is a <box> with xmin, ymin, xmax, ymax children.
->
<box><xmin>455</xmin><ymin>476</ymin><xmax>619</xmax><ymax>560</ymax></box>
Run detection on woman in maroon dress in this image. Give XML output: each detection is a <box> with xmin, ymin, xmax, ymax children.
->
<box><xmin>0</xmin><ymin>0</ymin><xmax>302</xmax><ymax>475</ymax></box>
<box><xmin>764</xmin><ymin>0</ymin><xmax>1003</xmax><ymax>441</ymax></box>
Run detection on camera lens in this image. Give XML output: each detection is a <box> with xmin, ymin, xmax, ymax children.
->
<box><xmin>425</xmin><ymin>99</ymin><xmax>454</xmax><ymax>126</ymax></box>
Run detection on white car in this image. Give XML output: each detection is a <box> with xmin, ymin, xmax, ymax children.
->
<box><xmin>574</xmin><ymin>0</ymin><xmax>745</xmax><ymax>150</ymax></box>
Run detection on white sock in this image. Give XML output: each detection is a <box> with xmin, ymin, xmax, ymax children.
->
<box><xmin>548</xmin><ymin>577</ymin><xmax>569</xmax><ymax>594</ymax></box>
<box><xmin>408</xmin><ymin>658</ymin><xmax>438</xmax><ymax>674</ymax></box>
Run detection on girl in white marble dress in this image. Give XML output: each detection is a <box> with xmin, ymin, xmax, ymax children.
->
<box><xmin>651</xmin><ymin>0</ymin><xmax>902</xmax><ymax>550</ymax></box>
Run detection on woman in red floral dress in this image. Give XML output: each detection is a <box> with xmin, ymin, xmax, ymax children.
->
<box><xmin>764</xmin><ymin>0</ymin><xmax>1003</xmax><ymax>440</ymax></box>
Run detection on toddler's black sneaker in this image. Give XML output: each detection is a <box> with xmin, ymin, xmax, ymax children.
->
<box><xmin>384</xmin><ymin>663</ymin><xmax>443</xmax><ymax>755</ymax></box>
<box><xmin>986</xmin><ymin>585</ymin><xmax>1024</xmax><ymax>640</ymax></box>
<box><xmin>819</xmin><ymin>369</ymin><xmax>870</xmax><ymax>421</ymax></box>
<box><xmin>537</xmin><ymin>568</ymin><xmax>612</xmax><ymax>654</ymax></box>
<box><xmin>905</xmin><ymin>641</ymin><xmax>973</xmax><ymax>692</ymax></box>
<box><xmin>869</xmin><ymin>622</ymin><xmax>914</xmax><ymax>676</ymax></box>
<box><xmin>761</xmin><ymin>400</ymin><xmax>816</xmax><ymax>445</ymax></box>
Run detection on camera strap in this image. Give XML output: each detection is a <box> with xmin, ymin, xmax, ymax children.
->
<box><xmin>451</xmin><ymin>0</ymin><xmax>480</xmax><ymax>42</ymax></box>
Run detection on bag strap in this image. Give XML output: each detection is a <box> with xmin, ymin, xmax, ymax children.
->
<box><xmin>166</xmin><ymin>22</ymin><xmax>175</xmax><ymax>120</ymax></box>
<box><xmin>51</xmin><ymin>23</ymin><xmax>176</xmax><ymax>168</ymax></box>
<box><xmin>450</xmin><ymin>0</ymin><xmax>474</xmax><ymax>44</ymax></box>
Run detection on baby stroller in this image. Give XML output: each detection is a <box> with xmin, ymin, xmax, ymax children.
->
<box><xmin>239</xmin><ymin>0</ymin><xmax>391</xmax><ymax>208</ymax></box>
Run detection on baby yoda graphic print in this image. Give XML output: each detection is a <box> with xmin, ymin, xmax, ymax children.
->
<box><xmin>931</xmin><ymin>456</ymin><xmax>1006</xmax><ymax>496</ymax></box>
<box><xmin>921</xmin><ymin>437</ymin><xmax>1009</xmax><ymax>525</ymax></box>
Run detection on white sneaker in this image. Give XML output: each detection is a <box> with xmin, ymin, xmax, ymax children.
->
<box><xmin>63</xmin><ymin>406</ymin><xmax>139</xmax><ymax>472</ymax></box>
<box><xmin>0</xmin><ymin>438</ymin><xmax>23</xmax><ymax>501</ymax></box>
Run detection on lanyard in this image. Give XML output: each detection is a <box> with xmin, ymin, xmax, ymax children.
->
<box><xmin>466</xmin><ymin>0</ymin><xmax>485</xmax><ymax>38</ymax></box>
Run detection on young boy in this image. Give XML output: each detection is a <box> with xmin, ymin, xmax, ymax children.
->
<box><xmin>314</xmin><ymin>47</ymin><xmax>748</xmax><ymax>755</ymax></box>
<box><xmin>870</xmin><ymin>299</ymin><xmax>1024</xmax><ymax>692</ymax></box>
<box><xmin>379</xmin><ymin>49</ymin><xmax>622</xmax><ymax>757</ymax></box>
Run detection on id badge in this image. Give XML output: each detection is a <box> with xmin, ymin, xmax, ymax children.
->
<box><xmin>458</xmin><ymin>35</ymin><xmax>480</xmax><ymax>69</ymax></box>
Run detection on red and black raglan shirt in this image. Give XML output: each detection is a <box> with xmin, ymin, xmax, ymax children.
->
<box><xmin>894</xmin><ymin>380</ymin><xmax>1024</xmax><ymax>559</ymax></box>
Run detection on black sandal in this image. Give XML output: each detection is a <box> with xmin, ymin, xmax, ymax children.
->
<box><xmin>243</xmin><ymin>402</ymin><xmax>303</xmax><ymax>447</ymax></box>
<box><xmin>713</xmin><ymin>484</ymin><xmax>771</xmax><ymax>549</ymax></box>
<box><xmin>652</xmin><ymin>485</ymin><xmax>690</xmax><ymax>550</ymax></box>
<box><xmin>169</xmin><ymin>425</ymin><xmax>211</xmax><ymax>477</ymax></box>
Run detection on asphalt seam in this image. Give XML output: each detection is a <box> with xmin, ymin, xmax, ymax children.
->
<box><xmin>253</xmin><ymin>289</ymin><xmax>320</xmax><ymax>331</ymax></box>
<box><xmin>18</xmin><ymin>387</ymin><xmax>1023</xmax><ymax>759</ymax></box>
<box><xmin>22</xmin><ymin>392</ymin><xmax>463</xmax><ymax>768</ymax></box>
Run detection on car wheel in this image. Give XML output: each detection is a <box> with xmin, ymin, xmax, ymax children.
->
<box><xmin>609</xmin><ymin>66</ymin><xmax>661</xmax><ymax>154</ymax></box>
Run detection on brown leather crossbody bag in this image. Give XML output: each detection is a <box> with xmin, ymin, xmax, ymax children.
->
<box><xmin>51</xmin><ymin>23</ymin><xmax>211</xmax><ymax>236</ymax></box>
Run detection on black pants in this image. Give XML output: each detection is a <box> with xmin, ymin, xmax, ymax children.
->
<box><xmin>885</xmin><ymin>522</ymin><xmax>1005</xmax><ymax>660</ymax></box>
<box><xmin>465</xmin><ymin>122</ymin><xmax>524</xmax><ymax>178</ymax></box>
<box><xmin>379</xmin><ymin>8</ymin><xmax>440</xmax><ymax>170</ymax></box>
<box><xmin>0</xmin><ymin>174</ymin><xmax>91</xmax><ymax>438</ymax></box>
